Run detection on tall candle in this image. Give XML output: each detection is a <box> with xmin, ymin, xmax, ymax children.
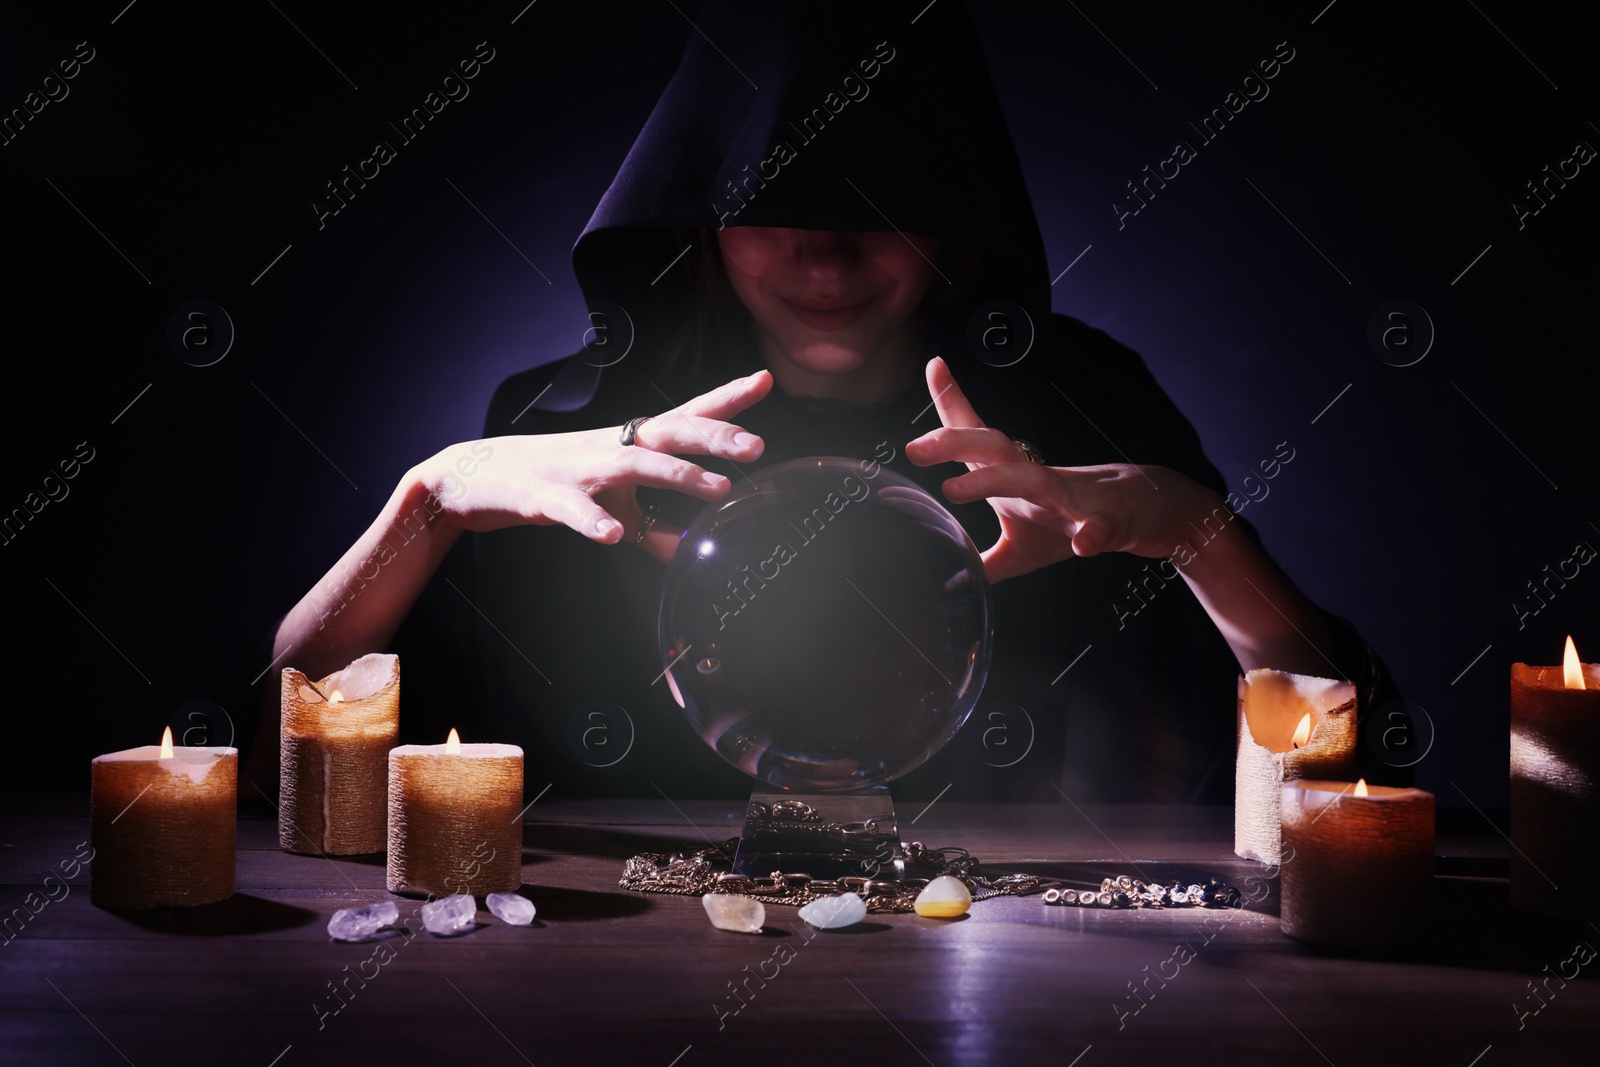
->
<box><xmin>1510</xmin><ymin>636</ymin><xmax>1600</xmax><ymax>917</ymax></box>
<box><xmin>91</xmin><ymin>727</ymin><xmax>237</xmax><ymax>909</ymax></box>
<box><xmin>387</xmin><ymin>729</ymin><xmax>523</xmax><ymax>897</ymax></box>
<box><xmin>1235</xmin><ymin>669</ymin><xmax>1356</xmax><ymax>863</ymax></box>
<box><xmin>1280</xmin><ymin>778</ymin><xmax>1434</xmax><ymax>948</ymax></box>
<box><xmin>280</xmin><ymin>653</ymin><xmax>399</xmax><ymax>855</ymax></box>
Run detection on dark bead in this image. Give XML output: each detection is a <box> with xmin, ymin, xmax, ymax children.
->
<box><xmin>1112</xmin><ymin>892</ymin><xmax>1132</xmax><ymax>908</ymax></box>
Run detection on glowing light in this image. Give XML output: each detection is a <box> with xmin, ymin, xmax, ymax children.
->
<box><xmin>1354</xmin><ymin>778</ymin><xmax>1369</xmax><ymax>797</ymax></box>
<box><xmin>328</xmin><ymin>688</ymin><xmax>345</xmax><ymax>704</ymax></box>
<box><xmin>698</xmin><ymin>540</ymin><xmax>715</xmax><ymax>557</ymax></box>
<box><xmin>1290</xmin><ymin>713</ymin><xmax>1312</xmax><ymax>749</ymax></box>
<box><xmin>159</xmin><ymin>726</ymin><xmax>174</xmax><ymax>760</ymax></box>
<box><xmin>1564</xmin><ymin>635</ymin><xmax>1586</xmax><ymax>690</ymax></box>
<box><xmin>446</xmin><ymin>728</ymin><xmax>462</xmax><ymax>755</ymax></box>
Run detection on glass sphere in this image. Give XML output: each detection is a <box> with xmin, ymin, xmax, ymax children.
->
<box><xmin>658</xmin><ymin>457</ymin><xmax>993</xmax><ymax>792</ymax></box>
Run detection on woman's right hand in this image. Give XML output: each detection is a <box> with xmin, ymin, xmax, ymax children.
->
<box><xmin>413</xmin><ymin>369</ymin><xmax>772</xmax><ymax>564</ymax></box>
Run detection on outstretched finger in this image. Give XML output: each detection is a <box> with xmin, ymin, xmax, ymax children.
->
<box><xmin>673</xmin><ymin>369</ymin><xmax>775</xmax><ymax>421</ymax></box>
<box><xmin>925</xmin><ymin>357</ymin><xmax>985</xmax><ymax>430</ymax></box>
<box><xmin>906</xmin><ymin>425</ymin><xmax>1025</xmax><ymax>469</ymax></box>
<box><xmin>545</xmin><ymin>486</ymin><xmax>628</xmax><ymax>544</ymax></box>
<box><xmin>634</xmin><ymin>413</ymin><xmax>764</xmax><ymax>463</ymax></box>
<box><xmin>940</xmin><ymin>460</ymin><xmax>1065</xmax><ymax>508</ymax></box>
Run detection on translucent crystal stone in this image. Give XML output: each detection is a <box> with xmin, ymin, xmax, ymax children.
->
<box><xmin>798</xmin><ymin>892</ymin><xmax>867</xmax><ymax>929</ymax></box>
<box><xmin>913</xmin><ymin>875</ymin><xmax>972</xmax><ymax>918</ymax></box>
<box><xmin>327</xmin><ymin>901</ymin><xmax>399</xmax><ymax>942</ymax></box>
<box><xmin>486</xmin><ymin>892</ymin><xmax>536</xmax><ymax>926</ymax></box>
<box><xmin>702</xmin><ymin>893</ymin><xmax>765</xmax><ymax>933</ymax></box>
<box><xmin>1171</xmin><ymin>890</ymin><xmax>1190</xmax><ymax>904</ymax></box>
<box><xmin>1186</xmin><ymin>884</ymin><xmax>1205</xmax><ymax>899</ymax></box>
<box><xmin>660</xmin><ymin>459</ymin><xmax>994</xmax><ymax>792</ymax></box>
<box><xmin>421</xmin><ymin>893</ymin><xmax>478</xmax><ymax>936</ymax></box>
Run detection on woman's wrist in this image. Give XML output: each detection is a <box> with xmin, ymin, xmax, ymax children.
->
<box><xmin>1169</xmin><ymin>499</ymin><xmax>1337</xmax><ymax>676</ymax></box>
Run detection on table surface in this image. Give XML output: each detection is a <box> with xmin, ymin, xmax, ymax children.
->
<box><xmin>2</xmin><ymin>792</ymin><xmax>1594</xmax><ymax>1067</ymax></box>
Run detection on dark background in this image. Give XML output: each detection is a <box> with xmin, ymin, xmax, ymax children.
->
<box><xmin>2</xmin><ymin>1</ymin><xmax>1593</xmax><ymax>810</ymax></box>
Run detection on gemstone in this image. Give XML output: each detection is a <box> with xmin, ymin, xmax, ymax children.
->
<box><xmin>1150</xmin><ymin>885</ymin><xmax>1167</xmax><ymax>901</ymax></box>
<box><xmin>798</xmin><ymin>893</ymin><xmax>867</xmax><ymax>929</ymax></box>
<box><xmin>1171</xmin><ymin>890</ymin><xmax>1189</xmax><ymax>904</ymax></box>
<box><xmin>1186</xmin><ymin>884</ymin><xmax>1205</xmax><ymax>899</ymax></box>
<box><xmin>1111</xmin><ymin>892</ymin><xmax>1132</xmax><ymax>908</ymax></box>
<box><xmin>486</xmin><ymin>892</ymin><xmax>536</xmax><ymax>926</ymax></box>
<box><xmin>703</xmin><ymin>893</ymin><xmax>765</xmax><ymax>933</ymax></box>
<box><xmin>913</xmin><ymin>875</ymin><xmax>972</xmax><ymax>918</ymax></box>
<box><xmin>327</xmin><ymin>901</ymin><xmax>399</xmax><ymax>942</ymax></box>
<box><xmin>421</xmin><ymin>894</ymin><xmax>478</xmax><ymax>936</ymax></box>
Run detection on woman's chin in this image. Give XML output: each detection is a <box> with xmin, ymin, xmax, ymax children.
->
<box><xmin>777</xmin><ymin>341</ymin><xmax>873</xmax><ymax>378</ymax></box>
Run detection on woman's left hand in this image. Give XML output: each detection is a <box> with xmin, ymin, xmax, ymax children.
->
<box><xmin>905</xmin><ymin>357</ymin><xmax>1221</xmax><ymax>583</ymax></box>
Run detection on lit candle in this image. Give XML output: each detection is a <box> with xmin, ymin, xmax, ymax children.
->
<box><xmin>1235</xmin><ymin>669</ymin><xmax>1357</xmax><ymax>863</ymax></box>
<box><xmin>91</xmin><ymin>727</ymin><xmax>237</xmax><ymax>909</ymax></box>
<box><xmin>1280</xmin><ymin>778</ymin><xmax>1434</xmax><ymax>948</ymax></box>
<box><xmin>387</xmin><ymin>729</ymin><xmax>523</xmax><ymax>897</ymax></box>
<box><xmin>1510</xmin><ymin>635</ymin><xmax>1600</xmax><ymax>917</ymax></box>
<box><xmin>280</xmin><ymin>653</ymin><xmax>399</xmax><ymax>855</ymax></box>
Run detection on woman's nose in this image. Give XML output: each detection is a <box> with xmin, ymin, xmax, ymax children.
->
<box><xmin>792</xmin><ymin>230</ymin><xmax>859</xmax><ymax>278</ymax></box>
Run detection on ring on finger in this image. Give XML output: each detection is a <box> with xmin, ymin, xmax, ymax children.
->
<box><xmin>620</xmin><ymin>416</ymin><xmax>652</xmax><ymax>447</ymax></box>
<box><xmin>1012</xmin><ymin>438</ymin><xmax>1047</xmax><ymax>466</ymax></box>
<box><xmin>632</xmin><ymin>504</ymin><xmax>661</xmax><ymax>546</ymax></box>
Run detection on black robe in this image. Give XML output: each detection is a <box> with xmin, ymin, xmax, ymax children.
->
<box><xmin>388</xmin><ymin>0</ymin><xmax>1399</xmax><ymax>803</ymax></box>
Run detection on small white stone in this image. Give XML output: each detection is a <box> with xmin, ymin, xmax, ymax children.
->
<box><xmin>421</xmin><ymin>893</ymin><xmax>478</xmax><ymax>936</ymax></box>
<box><xmin>486</xmin><ymin>892</ymin><xmax>536</xmax><ymax>926</ymax></box>
<box><xmin>913</xmin><ymin>875</ymin><xmax>972</xmax><ymax>918</ymax></box>
<box><xmin>798</xmin><ymin>893</ymin><xmax>867</xmax><ymax>929</ymax></box>
<box><xmin>702</xmin><ymin>892</ymin><xmax>765</xmax><ymax>933</ymax></box>
<box><xmin>327</xmin><ymin>901</ymin><xmax>400</xmax><ymax>941</ymax></box>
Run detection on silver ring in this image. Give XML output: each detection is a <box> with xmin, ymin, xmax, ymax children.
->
<box><xmin>1013</xmin><ymin>438</ymin><xmax>1046</xmax><ymax>466</ymax></box>
<box><xmin>620</xmin><ymin>416</ymin><xmax>652</xmax><ymax>446</ymax></box>
<box><xmin>632</xmin><ymin>504</ymin><xmax>660</xmax><ymax>546</ymax></box>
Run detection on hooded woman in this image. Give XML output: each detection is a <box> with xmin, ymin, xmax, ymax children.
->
<box><xmin>256</xmin><ymin>1</ymin><xmax>1396</xmax><ymax>802</ymax></box>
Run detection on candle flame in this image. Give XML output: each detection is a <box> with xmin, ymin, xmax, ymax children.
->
<box><xmin>446</xmin><ymin>728</ymin><xmax>461</xmax><ymax>755</ymax></box>
<box><xmin>1354</xmin><ymin>778</ymin><xmax>1369</xmax><ymax>797</ymax></box>
<box><xmin>159</xmin><ymin>726</ymin><xmax>174</xmax><ymax>760</ymax></box>
<box><xmin>1564</xmin><ymin>635</ymin><xmax>1586</xmax><ymax>690</ymax></box>
<box><xmin>328</xmin><ymin>688</ymin><xmax>345</xmax><ymax>704</ymax></box>
<box><xmin>1290</xmin><ymin>712</ymin><xmax>1312</xmax><ymax>749</ymax></box>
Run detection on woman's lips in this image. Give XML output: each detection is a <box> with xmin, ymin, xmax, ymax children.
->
<box><xmin>779</xmin><ymin>295</ymin><xmax>876</xmax><ymax>333</ymax></box>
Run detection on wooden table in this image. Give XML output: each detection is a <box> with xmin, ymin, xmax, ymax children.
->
<box><xmin>2</xmin><ymin>792</ymin><xmax>1594</xmax><ymax>1066</ymax></box>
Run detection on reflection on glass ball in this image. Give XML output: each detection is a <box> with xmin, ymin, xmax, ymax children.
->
<box><xmin>658</xmin><ymin>457</ymin><xmax>993</xmax><ymax>792</ymax></box>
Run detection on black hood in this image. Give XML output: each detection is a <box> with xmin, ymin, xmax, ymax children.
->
<box><xmin>570</xmin><ymin>0</ymin><xmax>1050</xmax><ymax>372</ymax></box>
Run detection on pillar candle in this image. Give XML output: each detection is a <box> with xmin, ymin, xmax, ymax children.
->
<box><xmin>1280</xmin><ymin>778</ymin><xmax>1434</xmax><ymax>948</ymax></box>
<box><xmin>387</xmin><ymin>730</ymin><xmax>523</xmax><ymax>897</ymax></box>
<box><xmin>1235</xmin><ymin>668</ymin><xmax>1357</xmax><ymax>863</ymax></box>
<box><xmin>91</xmin><ymin>728</ymin><xmax>237</xmax><ymax>909</ymax></box>
<box><xmin>280</xmin><ymin>652</ymin><xmax>399</xmax><ymax>855</ymax></box>
<box><xmin>1510</xmin><ymin>636</ymin><xmax>1600</xmax><ymax>917</ymax></box>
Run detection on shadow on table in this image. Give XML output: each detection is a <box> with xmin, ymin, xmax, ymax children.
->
<box><xmin>524</xmin><ymin>825</ymin><xmax>740</xmax><ymax>862</ymax></box>
<box><xmin>517</xmin><ymin>881</ymin><xmax>654</xmax><ymax>922</ymax></box>
<box><xmin>101</xmin><ymin>893</ymin><xmax>318</xmax><ymax>935</ymax></box>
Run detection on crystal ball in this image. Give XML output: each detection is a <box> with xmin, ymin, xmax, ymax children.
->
<box><xmin>658</xmin><ymin>456</ymin><xmax>994</xmax><ymax>792</ymax></box>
